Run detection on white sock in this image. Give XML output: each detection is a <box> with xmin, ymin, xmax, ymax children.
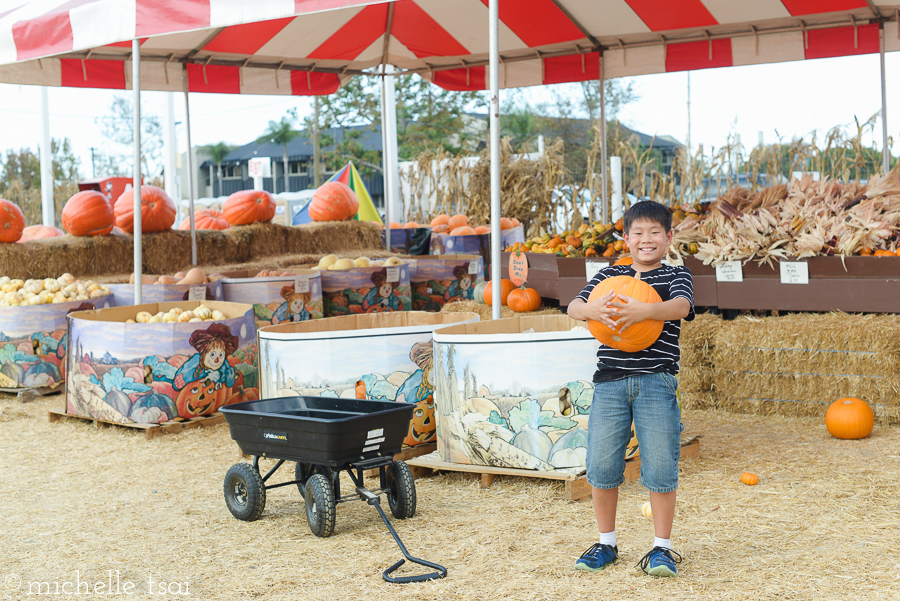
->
<box><xmin>599</xmin><ymin>531</ymin><xmax>616</xmax><ymax>547</ymax></box>
<box><xmin>654</xmin><ymin>537</ymin><xmax>671</xmax><ymax>550</ymax></box>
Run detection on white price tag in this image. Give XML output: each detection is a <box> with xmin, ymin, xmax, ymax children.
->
<box><xmin>188</xmin><ymin>286</ymin><xmax>206</xmax><ymax>301</ymax></box>
<box><xmin>386</xmin><ymin>266</ymin><xmax>400</xmax><ymax>283</ymax></box>
<box><xmin>468</xmin><ymin>260</ymin><xmax>480</xmax><ymax>275</ymax></box>
<box><xmin>715</xmin><ymin>261</ymin><xmax>743</xmax><ymax>283</ymax></box>
<box><xmin>585</xmin><ymin>261</ymin><xmax>609</xmax><ymax>281</ymax></box>
<box><xmin>294</xmin><ymin>276</ymin><xmax>309</xmax><ymax>294</ymax></box>
<box><xmin>780</xmin><ymin>261</ymin><xmax>809</xmax><ymax>284</ymax></box>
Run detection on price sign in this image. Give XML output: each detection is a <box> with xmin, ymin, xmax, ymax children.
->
<box><xmin>585</xmin><ymin>261</ymin><xmax>609</xmax><ymax>282</ymax></box>
<box><xmin>188</xmin><ymin>286</ymin><xmax>206</xmax><ymax>301</ymax></box>
<box><xmin>508</xmin><ymin>252</ymin><xmax>528</xmax><ymax>287</ymax></box>
<box><xmin>780</xmin><ymin>261</ymin><xmax>809</xmax><ymax>284</ymax></box>
<box><xmin>468</xmin><ymin>260</ymin><xmax>480</xmax><ymax>275</ymax></box>
<box><xmin>294</xmin><ymin>276</ymin><xmax>309</xmax><ymax>294</ymax></box>
<box><xmin>715</xmin><ymin>261</ymin><xmax>743</xmax><ymax>283</ymax></box>
<box><xmin>387</xmin><ymin>266</ymin><xmax>400</xmax><ymax>283</ymax></box>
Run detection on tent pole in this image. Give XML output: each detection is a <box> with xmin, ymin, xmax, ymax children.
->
<box><xmin>380</xmin><ymin>76</ymin><xmax>391</xmax><ymax>249</ymax></box>
<box><xmin>183</xmin><ymin>69</ymin><xmax>197</xmax><ymax>265</ymax></box>
<box><xmin>40</xmin><ymin>87</ymin><xmax>54</xmax><ymax>227</ymax></box>
<box><xmin>385</xmin><ymin>74</ymin><xmax>401</xmax><ymax>222</ymax></box>
<box><xmin>132</xmin><ymin>39</ymin><xmax>143</xmax><ymax>304</ymax></box>
<box><xmin>164</xmin><ymin>92</ymin><xmax>178</xmax><ymax>210</ymax></box>
<box><xmin>880</xmin><ymin>23</ymin><xmax>890</xmax><ymax>175</ymax></box>
<box><xmin>599</xmin><ymin>52</ymin><xmax>608</xmax><ymax>223</ymax></box>
<box><xmin>489</xmin><ymin>0</ymin><xmax>501</xmax><ymax>319</ymax></box>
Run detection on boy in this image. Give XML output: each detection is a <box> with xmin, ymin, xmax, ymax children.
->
<box><xmin>567</xmin><ymin>201</ymin><xmax>694</xmax><ymax>577</ymax></box>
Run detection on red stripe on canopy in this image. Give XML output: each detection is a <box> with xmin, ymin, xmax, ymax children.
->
<box><xmin>187</xmin><ymin>63</ymin><xmax>240</xmax><ymax>93</ymax></box>
<box><xmin>543</xmin><ymin>53</ymin><xmax>599</xmax><ymax>85</ymax></box>
<box><xmin>291</xmin><ymin>70</ymin><xmax>342</xmax><ymax>94</ymax></box>
<box><xmin>13</xmin><ymin>10</ymin><xmax>72</xmax><ymax>61</ymax></box>
<box><xmin>625</xmin><ymin>0</ymin><xmax>717</xmax><ymax>32</ymax></box>
<box><xmin>60</xmin><ymin>58</ymin><xmax>125</xmax><ymax>88</ymax></box>
<box><xmin>106</xmin><ymin>38</ymin><xmax>147</xmax><ymax>49</ymax></box>
<box><xmin>666</xmin><ymin>38</ymin><xmax>732</xmax><ymax>71</ymax></box>
<box><xmin>309</xmin><ymin>3</ymin><xmax>387</xmax><ymax>60</ymax></box>
<box><xmin>136</xmin><ymin>0</ymin><xmax>210</xmax><ymax>37</ymax></box>
<box><xmin>295</xmin><ymin>0</ymin><xmax>388</xmax><ymax>10</ymax></box>
<box><xmin>479</xmin><ymin>0</ymin><xmax>584</xmax><ymax>47</ymax></box>
<box><xmin>394</xmin><ymin>1</ymin><xmax>470</xmax><ymax>57</ymax></box>
<box><xmin>805</xmin><ymin>24</ymin><xmax>879</xmax><ymax>60</ymax></box>
<box><xmin>781</xmin><ymin>0</ymin><xmax>867</xmax><ymax>17</ymax></box>
<box><xmin>434</xmin><ymin>66</ymin><xmax>485</xmax><ymax>91</ymax></box>
<box><xmin>204</xmin><ymin>18</ymin><xmax>294</xmax><ymax>55</ymax></box>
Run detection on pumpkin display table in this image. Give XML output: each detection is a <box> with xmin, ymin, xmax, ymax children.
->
<box><xmin>220</xmin><ymin>269</ymin><xmax>322</xmax><ymax>326</ymax></box>
<box><xmin>257</xmin><ymin>311</ymin><xmax>480</xmax><ymax>450</ymax></box>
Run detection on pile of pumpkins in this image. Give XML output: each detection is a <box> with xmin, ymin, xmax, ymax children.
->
<box><xmin>0</xmin><ymin>273</ymin><xmax>110</xmax><ymax>307</ymax></box>
<box><xmin>128</xmin><ymin>304</ymin><xmax>226</xmax><ymax>324</ymax></box>
<box><xmin>313</xmin><ymin>254</ymin><xmax>404</xmax><ymax>271</ymax></box>
<box><xmin>388</xmin><ymin>214</ymin><xmax>522</xmax><ymax>235</ymax></box>
<box><xmin>473</xmin><ymin>278</ymin><xmax>541</xmax><ymax>312</ymax></box>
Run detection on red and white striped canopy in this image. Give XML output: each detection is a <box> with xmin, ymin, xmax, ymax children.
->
<box><xmin>0</xmin><ymin>0</ymin><xmax>898</xmax><ymax>94</ymax></box>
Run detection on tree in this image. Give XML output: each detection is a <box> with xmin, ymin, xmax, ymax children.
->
<box><xmin>258</xmin><ymin>114</ymin><xmax>300</xmax><ymax>194</ymax></box>
<box><xmin>201</xmin><ymin>142</ymin><xmax>235</xmax><ymax>196</ymax></box>
<box><xmin>95</xmin><ymin>95</ymin><xmax>164</xmax><ymax>177</ymax></box>
<box><xmin>0</xmin><ymin>138</ymin><xmax>82</xmax><ymax>224</ymax></box>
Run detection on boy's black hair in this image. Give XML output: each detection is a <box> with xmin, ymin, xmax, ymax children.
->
<box><xmin>623</xmin><ymin>201</ymin><xmax>673</xmax><ymax>234</ymax></box>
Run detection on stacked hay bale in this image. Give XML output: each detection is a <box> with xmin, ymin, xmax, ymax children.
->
<box><xmin>679</xmin><ymin>313</ymin><xmax>722</xmax><ymax>409</ymax></box>
<box><xmin>714</xmin><ymin>313</ymin><xmax>900</xmax><ymax>424</ymax></box>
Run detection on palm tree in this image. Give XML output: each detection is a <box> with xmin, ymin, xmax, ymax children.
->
<box><xmin>258</xmin><ymin>115</ymin><xmax>300</xmax><ymax>194</ymax></box>
<box><xmin>201</xmin><ymin>142</ymin><xmax>233</xmax><ymax>197</ymax></box>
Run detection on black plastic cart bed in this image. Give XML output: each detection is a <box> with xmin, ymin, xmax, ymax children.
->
<box><xmin>220</xmin><ymin>396</ymin><xmax>447</xmax><ymax>584</ymax></box>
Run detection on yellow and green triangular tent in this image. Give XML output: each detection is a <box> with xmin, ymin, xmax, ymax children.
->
<box><xmin>293</xmin><ymin>161</ymin><xmax>382</xmax><ymax>225</ymax></box>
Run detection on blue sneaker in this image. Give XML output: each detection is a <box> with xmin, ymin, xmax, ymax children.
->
<box><xmin>637</xmin><ymin>546</ymin><xmax>682</xmax><ymax>577</ymax></box>
<box><xmin>575</xmin><ymin>543</ymin><xmax>618</xmax><ymax>572</ymax></box>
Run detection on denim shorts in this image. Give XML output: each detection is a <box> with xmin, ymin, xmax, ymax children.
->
<box><xmin>585</xmin><ymin>371</ymin><xmax>683</xmax><ymax>493</ymax></box>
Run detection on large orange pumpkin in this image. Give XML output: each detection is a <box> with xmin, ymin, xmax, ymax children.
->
<box><xmin>586</xmin><ymin>275</ymin><xmax>663</xmax><ymax>352</ymax></box>
<box><xmin>825</xmin><ymin>397</ymin><xmax>874</xmax><ymax>439</ymax></box>
<box><xmin>114</xmin><ymin>186</ymin><xmax>177</xmax><ymax>233</ymax></box>
<box><xmin>62</xmin><ymin>190</ymin><xmax>115</xmax><ymax>236</ymax></box>
<box><xmin>448</xmin><ymin>214</ymin><xmax>469</xmax><ymax>229</ymax></box>
<box><xmin>19</xmin><ymin>224</ymin><xmax>64</xmax><ymax>242</ymax></box>
<box><xmin>179</xmin><ymin>209</ymin><xmax>229</xmax><ymax>231</ymax></box>
<box><xmin>484</xmin><ymin>278</ymin><xmax>516</xmax><ymax>306</ymax></box>
<box><xmin>507</xmin><ymin>287</ymin><xmax>541</xmax><ymax>312</ymax></box>
<box><xmin>308</xmin><ymin>181</ymin><xmax>359</xmax><ymax>222</ymax></box>
<box><xmin>223</xmin><ymin>190</ymin><xmax>276</xmax><ymax>225</ymax></box>
<box><xmin>0</xmin><ymin>199</ymin><xmax>25</xmax><ymax>243</ymax></box>
<box><xmin>450</xmin><ymin>226</ymin><xmax>477</xmax><ymax>236</ymax></box>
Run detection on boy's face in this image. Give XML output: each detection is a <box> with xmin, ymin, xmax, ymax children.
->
<box><xmin>623</xmin><ymin>218</ymin><xmax>672</xmax><ymax>268</ymax></box>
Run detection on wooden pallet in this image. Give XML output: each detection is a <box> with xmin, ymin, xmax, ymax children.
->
<box><xmin>407</xmin><ymin>438</ymin><xmax>701</xmax><ymax>502</ymax></box>
<box><xmin>0</xmin><ymin>383</ymin><xmax>65</xmax><ymax>404</ymax></box>
<box><xmin>48</xmin><ymin>410</ymin><xmax>226</xmax><ymax>440</ymax></box>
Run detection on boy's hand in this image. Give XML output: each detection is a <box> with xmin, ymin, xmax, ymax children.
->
<box><xmin>580</xmin><ymin>291</ymin><xmax>621</xmax><ymax>329</ymax></box>
<box><xmin>607</xmin><ymin>294</ymin><xmax>653</xmax><ymax>333</ymax></box>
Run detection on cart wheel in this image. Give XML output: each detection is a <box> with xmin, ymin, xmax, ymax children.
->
<box><xmin>386</xmin><ymin>460</ymin><xmax>416</xmax><ymax>520</ymax></box>
<box><xmin>223</xmin><ymin>463</ymin><xmax>266</xmax><ymax>522</ymax></box>
<box><xmin>305</xmin><ymin>474</ymin><xmax>336</xmax><ymax>537</ymax></box>
<box><xmin>295</xmin><ymin>463</ymin><xmax>335</xmax><ymax>498</ymax></box>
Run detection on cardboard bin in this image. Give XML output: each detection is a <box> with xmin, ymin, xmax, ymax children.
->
<box><xmin>220</xmin><ymin>270</ymin><xmax>323</xmax><ymax>327</ymax></box>
<box><xmin>107</xmin><ymin>280</ymin><xmax>224</xmax><ymax>305</ymax></box>
<box><xmin>315</xmin><ymin>263</ymin><xmax>412</xmax><ymax>317</ymax></box>
<box><xmin>407</xmin><ymin>255</ymin><xmax>485</xmax><ymax>311</ymax></box>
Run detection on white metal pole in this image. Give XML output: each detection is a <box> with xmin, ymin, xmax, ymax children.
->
<box><xmin>611</xmin><ymin>156</ymin><xmax>623</xmax><ymax>220</ymax></box>
<box><xmin>880</xmin><ymin>23</ymin><xmax>890</xmax><ymax>175</ymax></box>
<box><xmin>40</xmin><ymin>87</ymin><xmax>54</xmax><ymax>227</ymax></box>
<box><xmin>385</xmin><ymin>74</ymin><xmax>401</xmax><ymax>222</ymax></box>
<box><xmin>183</xmin><ymin>69</ymin><xmax>197</xmax><ymax>265</ymax></box>
<box><xmin>489</xmin><ymin>0</ymin><xmax>501</xmax><ymax>318</ymax></box>
<box><xmin>380</xmin><ymin>76</ymin><xmax>391</xmax><ymax>249</ymax></box>
<box><xmin>599</xmin><ymin>52</ymin><xmax>608</xmax><ymax>224</ymax></box>
<box><xmin>687</xmin><ymin>71</ymin><xmax>692</xmax><ymax>199</ymax></box>
<box><xmin>164</xmin><ymin>92</ymin><xmax>178</xmax><ymax>204</ymax></box>
<box><xmin>132</xmin><ymin>39</ymin><xmax>143</xmax><ymax>304</ymax></box>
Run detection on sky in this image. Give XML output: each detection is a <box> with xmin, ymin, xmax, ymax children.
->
<box><xmin>0</xmin><ymin>51</ymin><xmax>897</xmax><ymax>182</ymax></box>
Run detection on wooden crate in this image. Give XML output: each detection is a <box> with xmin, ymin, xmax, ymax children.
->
<box><xmin>48</xmin><ymin>410</ymin><xmax>226</xmax><ymax>440</ymax></box>
<box><xmin>1</xmin><ymin>382</ymin><xmax>65</xmax><ymax>404</ymax></box>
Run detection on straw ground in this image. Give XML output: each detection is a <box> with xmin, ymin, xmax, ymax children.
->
<box><xmin>1</xmin><ymin>395</ymin><xmax>896</xmax><ymax>600</ymax></box>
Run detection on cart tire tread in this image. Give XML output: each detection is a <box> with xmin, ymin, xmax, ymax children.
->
<box><xmin>305</xmin><ymin>474</ymin><xmax>336</xmax><ymax>537</ymax></box>
<box><xmin>224</xmin><ymin>463</ymin><xmax>266</xmax><ymax>522</ymax></box>
<box><xmin>295</xmin><ymin>463</ymin><xmax>335</xmax><ymax>499</ymax></box>
<box><xmin>387</xmin><ymin>460</ymin><xmax>416</xmax><ymax>520</ymax></box>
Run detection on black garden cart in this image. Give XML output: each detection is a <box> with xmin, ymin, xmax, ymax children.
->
<box><xmin>220</xmin><ymin>396</ymin><xmax>447</xmax><ymax>584</ymax></box>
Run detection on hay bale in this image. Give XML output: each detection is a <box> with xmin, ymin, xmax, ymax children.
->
<box><xmin>714</xmin><ymin>313</ymin><xmax>900</xmax><ymax>424</ymax></box>
<box><xmin>679</xmin><ymin>313</ymin><xmax>722</xmax><ymax>410</ymax></box>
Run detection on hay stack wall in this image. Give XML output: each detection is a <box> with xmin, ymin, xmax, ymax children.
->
<box><xmin>678</xmin><ymin>313</ymin><xmax>722</xmax><ymax>410</ymax></box>
<box><xmin>714</xmin><ymin>313</ymin><xmax>900</xmax><ymax>424</ymax></box>
<box><xmin>0</xmin><ymin>222</ymin><xmax>383</xmax><ymax>280</ymax></box>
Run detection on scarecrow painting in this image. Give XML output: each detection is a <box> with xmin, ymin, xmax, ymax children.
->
<box><xmin>173</xmin><ymin>323</ymin><xmax>239</xmax><ymax>391</ymax></box>
<box><xmin>443</xmin><ymin>263</ymin><xmax>474</xmax><ymax>302</ymax></box>
<box><xmin>362</xmin><ymin>268</ymin><xmax>401</xmax><ymax>313</ymax></box>
<box><xmin>271</xmin><ymin>285</ymin><xmax>311</xmax><ymax>324</ymax></box>
<box><xmin>395</xmin><ymin>341</ymin><xmax>437</xmax><ymax>445</ymax></box>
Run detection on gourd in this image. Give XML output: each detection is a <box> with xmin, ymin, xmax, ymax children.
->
<box><xmin>114</xmin><ymin>186</ymin><xmax>177</xmax><ymax>233</ymax></box>
<box><xmin>447</xmin><ymin>214</ymin><xmax>468</xmax><ymax>229</ymax></box>
<box><xmin>642</xmin><ymin>502</ymin><xmax>653</xmax><ymax>517</ymax></box>
<box><xmin>586</xmin><ymin>275</ymin><xmax>663</xmax><ymax>352</ymax></box>
<box><xmin>223</xmin><ymin>190</ymin><xmax>276</xmax><ymax>225</ymax></box>
<box><xmin>62</xmin><ymin>191</ymin><xmax>115</xmax><ymax>236</ymax></box>
<box><xmin>430</xmin><ymin>214</ymin><xmax>449</xmax><ymax>227</ymax></box>
<box><xmin>483</xmin><ymin>279</ymin><xmax>515</xmax><ymax>306</ymax></box>
<box><xmin>0</xmin><ymin>199</ymin><xmax>25</xmax><ymax>243</ymax></box>
<box><xmin>473</xmin><ymin>281</ymin><xmax>489</xmax><ymax>304</ymax></box>
<box><xmin>19</xmin><ymin>225</ymin><xmax>65</xmax><ymax>241</ymax></box>
<box><xmin>825</xmin><ymin>397</ymin><xmax>874</xmax><ymax>439</ymax></box>
<box><xmin>613</xmin><ymin>256</ymin><xmax>634</xmax><ymax>266</ymax></box>
<box><xmin>500</xmin><ymin>217</ymin><xmax>515</xmax><ymax>230</ymax></box>
<box><xmin>507</xmin><ymin>287</ymin><xmax>541</xmax><ymax>312</ymax></box>
<box><xmin>308</xmin><ymin>182</ymin><xmax>358</xmax><ymax>222</ymax></box>
<box><xmin>740</xmin><ymin>472</ymin><xmax>759</xmax><ymax>486</ymax></box>
<box><xmin>179</xmin><ymin>209</ymin><xmax>229</xmax><ymax>230</ymax></box>
<box><xmin>450</xmin><ymin>226</ymin><xmax>476</xmax><ymax>236</ymax></box>
<box><xmin>474</xmin><ymin>225</ymin><xmax>491</xmax><ymax>234</ymax></box>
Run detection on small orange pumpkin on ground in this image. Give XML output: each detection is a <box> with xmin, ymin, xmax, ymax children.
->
<box><xmin>740</xmin><ymin>472</ymin><xmax>759</xmax><ymax>486</ymax></box>
<box><xmin>507</xmin><ymin>287</ymin><xmax>541</xmax><ymax>312</ymax></box>
<box><xmin>114</xmin><ymin>185</ymin><xmax>177</xmax><ymax>233</ymax></box>
<box><xmin>586</xmin><ymin>275</ymin><xmax>663</xmax><ymax>352</ymax></box>
<box><xmin>0</xmin><ymin>199</ymin><xmax>26</xmax><ymax>243</ymax></box>
<box><xmin>179</xmin><ymin>209</ymin><xmax>229</xmax><ymax>231</ymax></box>
<box><xmin>825</xmin><ymin>397</ymin><xmax>874</xmax><ymax>439</ymax></box>
<box><xmin>223</xmin><ymin>190</ymin><xmax>277</xmax><ymax>225</ymax></box>
<box><xmin>484</xmin><ymin>278</ymin><xmax>516</xmax><ymax>306</ymax></box>
<box><xmin>19</xmin><ymin>224</ymin><xmax>64</xmax><ymax>242</ymax></box>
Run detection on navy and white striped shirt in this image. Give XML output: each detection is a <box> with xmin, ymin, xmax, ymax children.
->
<box><xmin>576</xmin><ymin>264</ymin><xmax>695</xmax><ymax>382</ymax></box>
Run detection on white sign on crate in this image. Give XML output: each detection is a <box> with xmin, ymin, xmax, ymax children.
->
<box><xmin>780</xmin><ymin>262</ymin><xmax>809</xmax><ymax>284</ymax></box>
<box><xmin>715</xmin><ymin>261</ymin><xmax>743</xmax><ymax>283</ymax></box>
<box><xmin>468</xmin><ymin>261</ymin><xmax>480</xmax><ymax>275</ymax></box>
<box><xmin>294</xmin><ymin>276</ymin><xmax>309</xmax><ymax>294</ymax></box>
<box><xmin>585</xmin><ymin>261</ymin><xmax>609</xmax><ymax>282</ymax></box>
<box><xmin>386</xmin><ymin>267</ymin><xmax>400</xmax><ymax>283</ymax></box>
<box><xmin>188</xmin><ymin>286</ymin><xmax>206</xmax><ymax>301</ymax></box>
